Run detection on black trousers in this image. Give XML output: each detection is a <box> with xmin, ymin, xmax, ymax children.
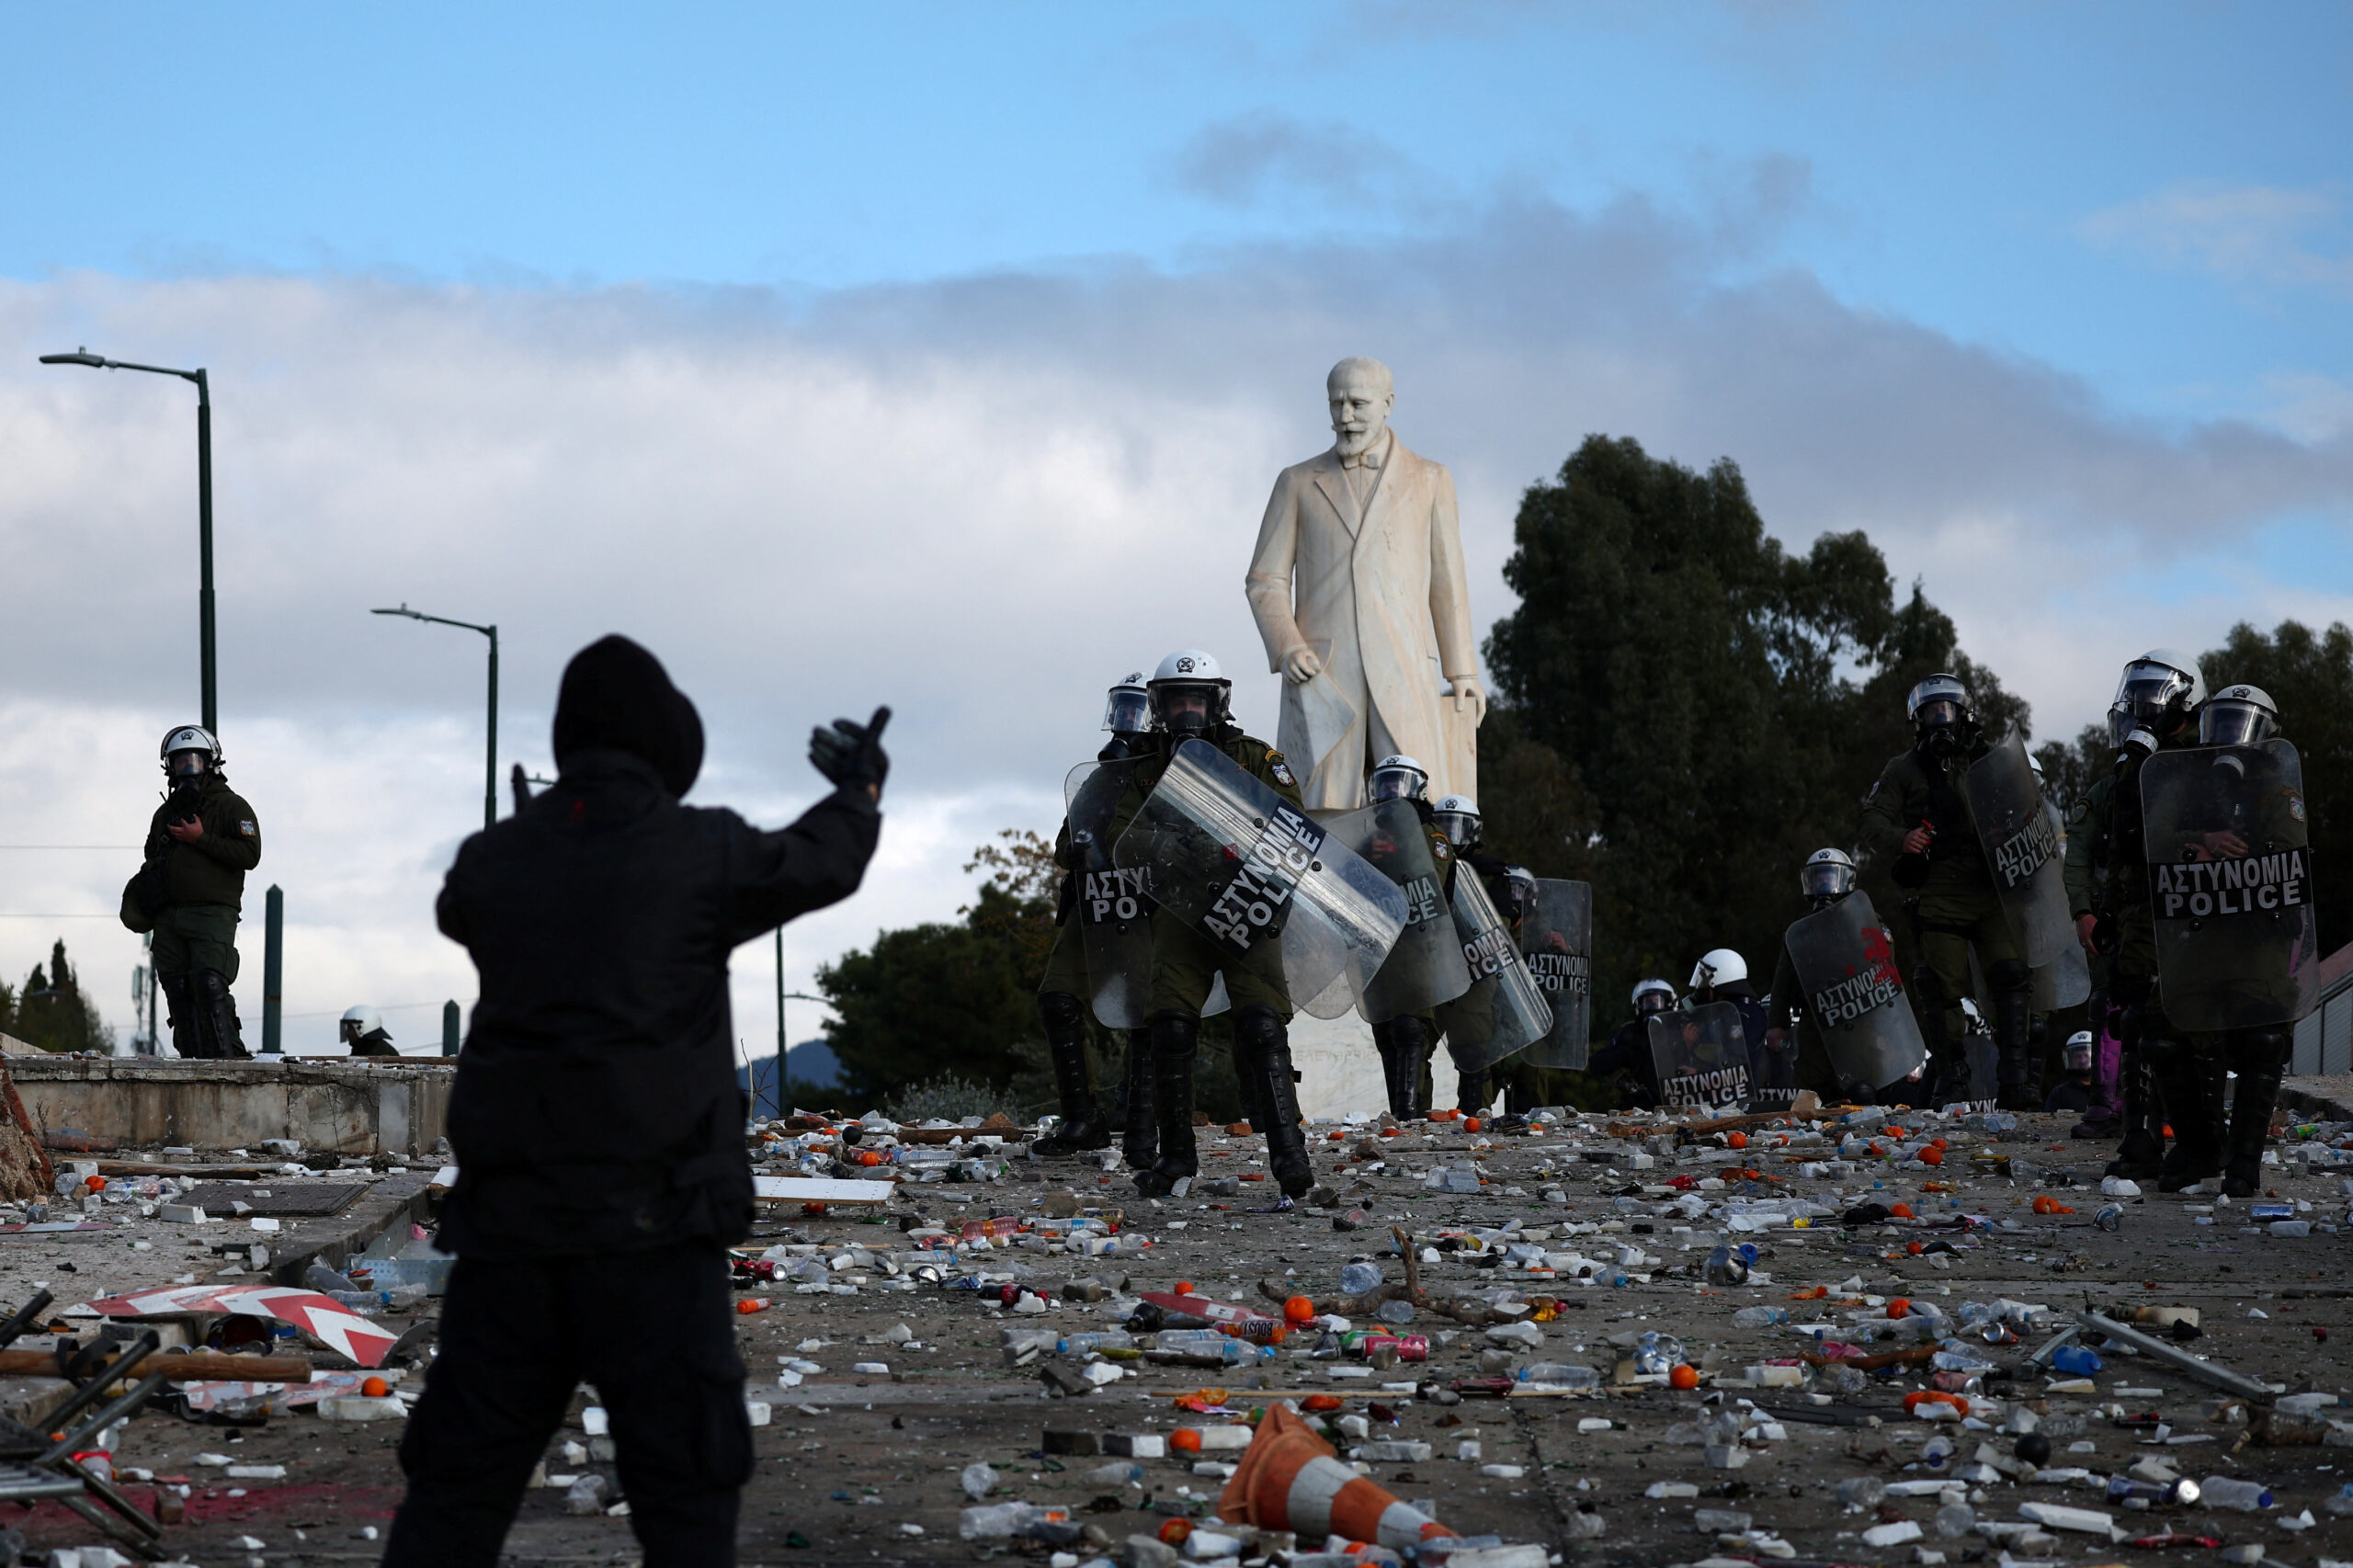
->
<box><xmin>383</xmin><ymin>1241</ymin><xmax>753</xmax><ymax>1568</ymax></box>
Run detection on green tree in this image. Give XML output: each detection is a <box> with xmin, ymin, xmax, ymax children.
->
<box><xmin>815</xmin><ymin>833</ymin><xmax>1060</xmax><ymax>1107</ymax></box>
<box><xmin>1481</xmin><ymin>434</ymin><xmax>2022</xmax><ymax>1040</ymax></box>
<box><xmin>14</xmin><ymin>939</ymin><xmax>111</xmax><ymax>1054</ymax></box>
<box><xmin>2199</xmin><ymin>619</ymin><xmax>2351</xmax><ymax>949</ymax></box>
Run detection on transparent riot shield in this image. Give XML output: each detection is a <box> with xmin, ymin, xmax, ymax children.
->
<box><xmin>2032</xmin><ymin>798</ymin><xmax>2092</xmax><ymax>1010</ymax></box>
<box><xmin>1433</xmin><ymin>872</ymin><xmax>1552</xmax><ymax>1073</ymax></box>
<box><xmin>1517</xmin><ymin>879</ymin><xmax>1593</xmax><ymax>1070</ymax></box>
<box><xmin>1323</xmin><ymin>801</ymin><xmax>1471</xmax><ymax>1024</ymax></box>
<box><xmin>2139</xmin><ymin>738</ymin><xmax>2320</xmax><ymax>1032</ymax></box>
<box><xmin>1063</xmin><ymin>760</ymin><xmax>1154</xmax><ymax>1028</ymax></box>
<box><xmin>1109</xmin><ymin>739</ymin><xmax>1406</xmax><ymax>1015</ymax></box>
<box><xmin>1782</xmin><ymin>892</ymin><xmax>1927</xmax><ymax>1093</ymax></box>
<box><xmin>1963</xmin><ymin>731</ymin><xmax>2072</xmax><ymax>967</ymax></box>
<box><xmin>1644</xmin><ymin>1001</ymin><xmax>1752</xmax><ymax>1112</ymax></box>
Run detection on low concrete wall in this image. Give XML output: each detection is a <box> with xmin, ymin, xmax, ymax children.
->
<box><xmin>5</xmin><ymin>1057</ymin><xmax>454</xmax><ymax>1156</ymax></box>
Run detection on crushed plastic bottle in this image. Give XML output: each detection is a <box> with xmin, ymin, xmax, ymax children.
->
<box><xmin>1517</xmin><ymin>1363</ymin><xmax>1602</xmax><ymax>1389</ymax></box>
<box><xmin>1338</xmin><ymin>1261</ymin><xmax>1383</xmax><ymax>1295</ymax></box>
<box><xmin>2200</xmin><ymin>1476</ymin><xmax>2274</xmax><ymax>1511</ymax></box>
<box><xmin>1632</xmin><ymin>1331</ymin><xmax>1685</xmax><ymax>1377</ymax></box>
<box><xmin>1732</xmin><ymin>1306</ymin><xmax>1790</xmax><ymax>1328</ymax></box>
<box><xmin>1836</xmin><ymin>1476</ymin><xmax>1887</xmax><ymax>1508</ymax></box>
<box><xmin>1933</xmin><ymin>1502</ymin><xmax>1974</xmax><ymax>1539</ymax></box>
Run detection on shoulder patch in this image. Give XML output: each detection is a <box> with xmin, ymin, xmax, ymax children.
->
<box><xmin>2287</xmin><ymin>788</ymin><xmax>2306</xmax><ymax>823</ymax></box>
<box><xmin>1267</xmin><ymin>755</ymin><xmax>1296</xmax><ymax>788</ymax></box>
<box><xmin>239</xmin><ymin>820</ymin><xmax>256</xmax><ymax>837</ymax></box>
<box><xmin>2067</xmin><ymin>800</ymin><xmax>2087</xmax><ymax>824</ymax></box>
<box><xmin>1431</xmin><ymin>837</ymin><xmax>1450</xmax><ymax>860</ymax></box>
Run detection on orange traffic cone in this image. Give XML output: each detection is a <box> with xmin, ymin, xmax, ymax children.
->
<box><xmin>1219</xmin><ymin>1403</ymin><xmax>1457</xmax><ymax>1554</ymax></box>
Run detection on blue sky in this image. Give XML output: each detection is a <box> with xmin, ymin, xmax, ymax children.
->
<box><xmin>2</xmin><ymin>3</ymin><xmax>2348</xmax><ymax>1053</ymax></box>
<box><xmin>6</xmin><ymin>3</ymin><xmax>2347</xmax><ymax>424</ymax></box>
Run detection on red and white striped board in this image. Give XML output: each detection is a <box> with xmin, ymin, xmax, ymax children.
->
<box><xmin>86</xmin><ymin>1285</ymin><xmax>400</xmax><ymax>1369</ymax></box>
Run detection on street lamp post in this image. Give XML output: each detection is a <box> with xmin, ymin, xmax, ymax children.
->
<box><xmin>372</xmin><ymin>604</ymin><xmax>498</xmax><ymax>830</ymax></box>
<box><xmin>40</xmin><ymin>348</ymin><xmax>217</xmax><ymax>733</ymax></box>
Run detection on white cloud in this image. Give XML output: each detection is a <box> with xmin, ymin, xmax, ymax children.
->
<box><xmin>2080</xmin><ymin>180</ymin><xmax>2353</xmax><ymax>300</ymax></box>
<box><xmin>4</xmin><ymin>193</ymin><xmax>2350</xmax><ymax>1049</ymax></box>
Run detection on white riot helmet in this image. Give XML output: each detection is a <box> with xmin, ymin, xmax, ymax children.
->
<box><xmin>2114</xmin><ymin>649</ymin><xmax>2206</xmax><ymax>729</ymax></box>
<box><xmin>1147</xmin><ymin>650</ymin><xmax>1232</xmax><ymax>739</ymax></box>
<box><xmin>1800</xmin><ymin>846</ymin><xmax>1857</xmax><ymax>903</ymax></box>
<box><xmin>1431</xmin><ymin>795</ymin><xmax>1480</xmax><ymax>850</ymax></box>
<box><xmin>1367</xmin><ymin>755</ymin><xmax>1429</xmax><ymax>803</ymax></box>
<box><xmin>2200</xmin><ymin>683</ymin><xmax>2279</xmax><ymax>747</ymax></box>
<box><xmin>1906</xmin><ymin>673</ymin><xmax>1973</xmax><ymax>757</ymax></box>
<box><xmin>1689</xmin><ymin>948</ymin><xmax>1747</xmax><ymax>991</ymax></box>
<box><xmin>2062</xmin><ymin>1029</ymin><xmax>2095</xmax><ymax>1074</ymax></box>
<box><xmin>339</xmin><ymin>1005</ymin><xmax>387</xmax><ymax>1045</ymax></box>
<box><xmin>1101</xmin><ymin>671</ymin><xmax>1151</xmax><ymax>736</ymax></box>
<box><xmin>1631</xmin><ymin>977</ymin><xmax>1677</xmax><ymax>1016</ymax></box>
<box><xmin>160</xmin><ymin>724</ymin><xmax>222</xmax><ymax>778</ymax></box>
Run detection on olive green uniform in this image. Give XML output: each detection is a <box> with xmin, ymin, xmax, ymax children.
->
<box><xmin>131</xmin><ymin>772</ymin><xmax>261</xmax><ymax>1058</ymax></box>
<box><xmin>1859</xmin><ymin>743</ymin><xmax>2027</xmax><ymax>1098</ymax></box>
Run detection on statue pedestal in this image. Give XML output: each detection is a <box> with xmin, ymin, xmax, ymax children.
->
<box><xmin>1288</xmin><ymin>1011</ymin><xmax>1464</xmax><ymax>1122</ymax></box>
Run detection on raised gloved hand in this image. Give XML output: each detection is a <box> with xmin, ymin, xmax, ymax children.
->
<box><xmin>810</xmin><ymin>706</ymin><xmax>892</xmax><ymax>798</ymax></box>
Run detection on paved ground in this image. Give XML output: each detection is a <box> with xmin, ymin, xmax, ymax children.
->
<box><xmin>10</xmin><ymin>1104</ymin><xmax>2353</xmax><ymax>1567</ymax></box>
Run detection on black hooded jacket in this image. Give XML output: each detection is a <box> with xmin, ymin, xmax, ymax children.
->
<box><xmin>435</xmin><ymin>637</ymin><xmax>881</xmax><ymax>1259</ymax></box>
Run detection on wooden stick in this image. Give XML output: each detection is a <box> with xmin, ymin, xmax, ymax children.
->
<box><xmin>0</xmin><ymin>1349</ymin><xmax>313</xmax><ymax>1381</ymax></box>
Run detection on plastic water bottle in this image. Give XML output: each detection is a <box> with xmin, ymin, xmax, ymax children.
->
<box><xmin>2051</xmin><ymin>1345</ymin><xmax>2104</xmax><ymax>1376</ymax></box>
<box><xmin>1055</xmin><ymin>1331</ymin><xmax>1135</xmax><ymax>1356</ymax></box>
<box><xmin>1836</xmin><ymin>1477</ymin><xmax>1886</xmax><ymax>1508</ymax></box>
<box><xmin>1933</xmin><ymin>1502</ymin><xmax>1974</xmax><ymax>1539</ymax></box>
<box><xmin>2200</xmin><ymin>1476</ymin><xmax>2274</xmax><ymax>1511</ymax></box>
<box><xmin>1732</xmin><ymin>1306</ymin><xmax>1790</xmax><ymax>1328</ymax></box>
<box><xmin>1339</xmin><ymin>1261</ymin><xmax>1383</xmax><ymax>1294</ymax></box>
<box><xmin>1920</xmin><ymin>1436</ymin><xmax>1954</xmax><ymax>1469</ymax></box>
<box><xmin>1517</xmin><ymin>1363</ymin><xmax>1601</xmax><ymax>1388</ymax></box>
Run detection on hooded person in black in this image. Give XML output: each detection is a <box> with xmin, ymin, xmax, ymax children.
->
<box><xmin>385</xmin><ymin>635</ymin><xmax>886</xmax><ymax>1568</ymax></box>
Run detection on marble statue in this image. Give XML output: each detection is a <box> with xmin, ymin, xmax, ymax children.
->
<box><xmin>1245</xmin><ymin>357</ymin><xmax>1483</xmax><ymax>812</ymax></box>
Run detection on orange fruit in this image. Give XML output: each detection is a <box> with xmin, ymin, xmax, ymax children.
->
<box><xmin>1462</xmin><ymin>1118</ymin><xmax>1482</xmax><ymax>1133</ymax></box>
<box><xmin>1171</xmin><ymin>1428</ymin><xmax>1203</xmax><ymax>1453</ymax></box>
<box><xmin>1889</xmin><ymin>1202</ymin><xmax>1915</xmax><ymax>1218</ymax></box>
<box><xmin>1917</xmin><ymin>1148</ymin><xmax>1943</xmax><ymax>1166</ymax></box>
<box><xmin>1906</xmin><ymin>1241</ymin><xmax>1925</xmax><ymax>1256</ymax></box>
<box><xmin>2032</xmin><ymin>1195</ymin><xmax>2055</xmax><ymax>1214</ymax></box>
<box><xmin>1726</xmin><ymin>1132</ymin><xmax>1748</xmax><ymax>1150</ymax></box>
<box><xmin>1159</xmin><ymin>1518</ymin><xmax>1193</xmax><ymax>1545</ymax></box>
<box><xmin>361</xmin><ymin>1376</ymin><xmax>390</xmax><ymax>1397</ymax></box>
<box><xmin>1886</xmin><ymin>1298</ymin><xmax>1910</xmax><ymax>1319</ymax></box>
<box><xmin>1284</xmin><ymin>1296</ymin><xmax>1316</xmax><ymax>1324</ymax></box>
<box><xmin>1668</xmin><ymin>1364</ymin><xmax>1700</xmax><ymax>1391</ymax></box>
<box><xmin>1175</xmin><ymin>1281</ymin><xmax>1194</xmax><ymax>1294</ymax></box>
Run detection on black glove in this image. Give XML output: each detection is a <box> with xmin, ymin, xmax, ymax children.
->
<box><xmin>810</xmin><ymin>706</ymin><xmax>892</xmax><ymax>794</ymax></box>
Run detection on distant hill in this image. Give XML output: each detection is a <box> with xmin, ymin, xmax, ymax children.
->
<box><xmin>737</xmin><ymin>1037</ymin><xmax>839</xmax><ymax>1119</ymax></box>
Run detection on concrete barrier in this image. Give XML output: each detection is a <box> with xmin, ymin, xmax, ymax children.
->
<box><xmin>6</xmin><ymin>1056</ymin><xmax>453</xmax><ymax>1156</ymax></box>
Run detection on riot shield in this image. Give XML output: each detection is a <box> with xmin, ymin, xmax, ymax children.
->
<box><xmin>1644</xmin><ymin>1002</ymin><xmax>1752</xmax><ymax>1112</ymax></box>
<box><xmin>1783</xmin><ymin>892</ymin><xmax>1927</xmax><ymax>1092</ymax></box>
<box><xmin>1324</xmin><ymin>801</ymin><xmax>1471</xmax><ymax>1024</ymax></box>
<box><xmin>1109</xmin><ymin>739</ymin><xmax>1407</xmax><ymax>1014</ymax></box>
<box><xmin>1517</xmin><ymin>879</ymin><xmax>1593</xmax><ymax>1070</ymax></box>
<box><xmin>1063</xmin><ymin>760</ymin><xmax>1154</xmax><ymax>1028</ymax></box>
<box><xmin>2139</xmin><ymin>738</ymin><xmax>2320</xmax><ymax>1032</ymax></box>
<box><xmin>1963</xmin><ymin>731</ymin><xmax>2072</xmax><ymax>967</ymax></box>
<box><xmin>2031</xmin><ymin>799</ymin><xmax>2092</xmax><ymax>1010</ymax></box>
<box><xmin>1432</xmin><ymin>872</ymin><xmax>1552</xmax><ymax>1073</ymax></box>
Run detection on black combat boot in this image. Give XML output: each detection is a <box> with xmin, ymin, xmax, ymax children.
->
<box><xmin>1235</xmin><ymin>1006</ymin><xmax>1313</xmax><ymax>1199</ymax></box>
<box><xmin>1118</xmin><ymin>1032</ymin><xmax>1157</xmax><ymax>1171</ymax></box>
<box><xmin>1915</xmin><ymin>975</ymin><xmax>1967</xmax><ymax>1108</ymax></box>
<box><xmin>191</xmin><ymin>970</ymin><xmax>249</xmax><ymax>1060</ymax></box>
<box><xmin>1030</xmin><ymin>992</ymin><xmax>1112</xmax><ymax>1156</ymax></box>
<box><xmin>159</xmin><ymin>974</ymin><xmax>203</xmax><ymax>1059</ymax></box>
<box><xmin>2221</xmin><ymin>1030</ymin><xmax>2289</xmax><ymax>1199</ymax></box>
<box><xmin>1134</xmin><ymin>1012</ymin><xmax>1199</xmax><ymax>1199</ymax></box>
<box><xmin>2154</xmin><ymin>1043</ymin><xmax>2224</xmax><ymax>1192</ymax></box>
<box><xmin>1454</xmin><ymin>1063</ymin><xmax>1489</xmax><ymax>1119</ymax></box>
<box><xmin>1989</xmin><ymin>960</ymin><xmax>2038</xmax><ymax>1112</ymax></box>
<box><xmin>2105</xmin><ymin>1038</ymin><xmax>2165</xmax><ymax>1179</ymax></box>
<box><xmin>1371</xmin><ymin>1017</ymin><xmax>1428</xmax><ymax>1122</ymax></box>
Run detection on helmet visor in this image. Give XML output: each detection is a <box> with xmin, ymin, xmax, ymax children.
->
<box><xmin>1800</xmin><ymin>859</ymin><xmax>1855</xmax><ymax>900</ymax></box>
<box><xmin>1150</xmin><ymin>684</ymin><xmax>1219</xmax><ymax>733</ymax></box>
<box><xmin>1432</xmin><ymin>810</ymin><xmax>1478</xmax><ymax>847</ymax></box>
<box><xmin>168</xmin><ymin>751</ymin><xmax>208</xmax><ymax>778</ymax></box>
<box><xmin>2200</xmin><ymin>699</ymin><xmax>2274</xmax><ymax>747</ymax></box>
<box><xmin>1913</xmin><ymin>698</ymin><xmax>1961</xmax><ymax>731</ymax></box>
<box><xmin>1100</xmin><ymin>687</ymin><xmax>1151</xmax><ymax>734</ymax></box>
<box><xmin>1367</xmin><ymin>763</ymin><xmax>1427</xmax><ymax>802</ymax></box>
<box><xmin>1635</xmin><ymin>988</ymin><xmax>1672</xmax><ymax>1016</ymax></box>
<box><xmin>2116</xmin><ymin>661</ymin><xmax>2194</xmax><ymax>724</ymax></box>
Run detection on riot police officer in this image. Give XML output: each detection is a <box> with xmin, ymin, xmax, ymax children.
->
<box><xmin>1766</xmin><ymin>849</ymin><xmax>1859</xmax><ymax>1100</ymax></box>
<box><xmin>1438</xmin><ymin>811</ymin><xmax>1526</xmax><ymax>1117</ymax></box>
<box><xmin>1034</xmin><ymin>674</ymin><xmax>1155</xmax><ymax>1161</ymax></box>
<box><xmin>1586</xmin><ymin>977</ymin><xmax>1677</xmax><ymax>1108</ymax></box>
<box><xmin>2062</xmin><ymin>650</ymin><xmax>2205</xmax><ymax>1180</ymax></box>
<box><xmin>1109</xmin><ymin>651</ymin><xmax>1318</xmax><ymax>1199</ymax></box>
<box><xmin>1861</xmin><ymin>674</ymin><xmax>2035</xmax><ymax>1108</ymax></box>
<box><xmin>2045</xmin><ymin>1030</ymin><xmax>2097</xmax><ymax>1117</ymax></box>
<box><xmin>341</xmin><ymin>1006</ymin><xmax>398</xmax><ymax>1058</ymax></box>
<box><xmin>124</xmin><ymin>726</ymin><xmax>260</xmax><ymax>1059</ymax></box>
<box><xmin>1364</xmin><ymin>755</ymin><xmax>1455</xmax><ymax>1121</ymax></box>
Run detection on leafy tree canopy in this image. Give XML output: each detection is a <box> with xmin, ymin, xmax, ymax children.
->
<box><xmin>4</xmin><ymin>939</ymin><xmax>112</xmax><ymax>1055</ymax></box>
<box><xmin>1481</xmin><ymin>433</ymin><xmax>2022</xmax><ymax>1037</ymax></box>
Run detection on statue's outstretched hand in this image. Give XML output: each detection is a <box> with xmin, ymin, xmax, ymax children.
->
<box><xmin>1450</xmin><ymin>677</ymin><xmax>1488</xmax><ymax>724</ymax></box>
<box><xmin>1281</xmin><ymin>646</ymin><xmax>1324</xmax><ymax>684</ymax></box>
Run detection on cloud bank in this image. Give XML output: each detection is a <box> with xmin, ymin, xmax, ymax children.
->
<box><xmin>4</xmin><ymin>187</ymin><xmax>2347</xmax><ymax>1052</ymax></box>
